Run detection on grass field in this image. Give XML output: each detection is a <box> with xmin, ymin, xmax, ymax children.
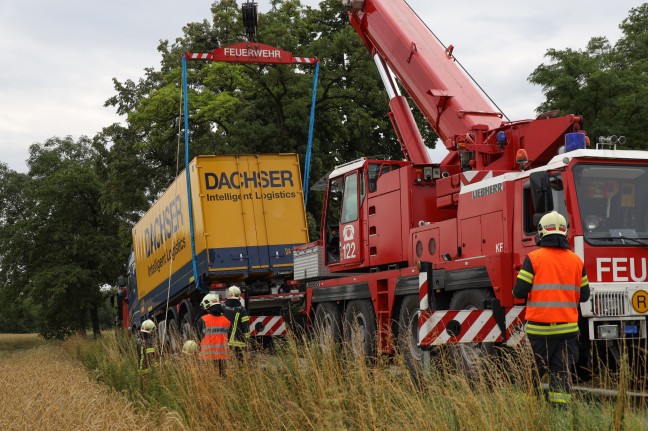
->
<box><xmin>0</xmin><ymin>333</ymin><xmax>186</xmax><ymax>431</ymax></box>
<box><xmin>1</xmin><ymin>332</ymin><xmax>646</xmax><ymax>430</ymax></box>
<box><xmin>64</xmin><ymin>331</ymin><xmax>648</xmax><ymax>430</ymax></box>
<box><xmin>0</xmin><ymin>333</ymin><xmax>45</xmax><ymax>354</ymax></box>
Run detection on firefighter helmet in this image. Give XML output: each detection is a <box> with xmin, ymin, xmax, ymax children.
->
<box><xmin>141</xmin><ymin>319</ymin><xmax>156</xmax><ymax>333</ymax></box>
<box><xmin>227</xmin><ymin>285</ymin><xmax>241</xmax><ymax>298</ymax></box>
<box><xmin>201</xmin><ymin>293</ymin><xmax>220</xmax><ymax>310</ymax></box>
<box><xmin>182</xmin><ymin>340</ymin><xmax>199</xmax><ymax>355</ymax></box>
<box><xmin>538</xmin><ymin>211</ymin><xmax>568</xmax><ymax>238</ymax></box>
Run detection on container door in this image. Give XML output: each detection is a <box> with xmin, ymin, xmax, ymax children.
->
<box><xmin>237</xmin><ymin>156</ymin><xmax>263</xmax><ymax>270</ymax></box>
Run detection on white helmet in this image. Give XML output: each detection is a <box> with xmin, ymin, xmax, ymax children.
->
<box><xmin>227</xmin><ymin>285</ymin><xmax>241</xmax><ymax>298</ymax></box>
<box><xmin>538</xmin><ymin>211</ymin><xmax>568</xmax><ymax>239</ymax></box>
<box><xmin>141</xmin><ymin>319</ymin><xmax>156</xmax><ymax>333</ymax></box>
<box><xmin>182</xmin><ymin>340</ymin><xmax>199</xmax><ymax>355</ymax></box>
<box><xmin>201</xmin><ymin>293</ymin><xmax>220</xmax><ymax>310</ymax></box>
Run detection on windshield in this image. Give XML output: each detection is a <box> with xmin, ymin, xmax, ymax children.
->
<box><xmin>573</xmin><ymin>163</ymin><xmax>648</xmax><ymax>245</ymax></box>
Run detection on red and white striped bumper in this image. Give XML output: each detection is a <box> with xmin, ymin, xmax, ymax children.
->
<box><xmin>249</xmin><ymin>316</ymin><xmax>287</xmax><ymax>336</ymax></box>
<box><xmin>418</xmin><ymin>306</ymin><xmax>526</xmax><ymax>347</ymax></box>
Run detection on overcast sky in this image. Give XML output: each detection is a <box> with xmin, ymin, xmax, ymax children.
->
<box><xmin>0</xmin><ymin>1</ymin><xmax>643</xmax><ymax>172</ymax></box>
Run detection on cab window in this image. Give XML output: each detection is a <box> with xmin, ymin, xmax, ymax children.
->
<box><xmin>341</xmin><ymin>172</ymin><xmax>358</xmax><ymax>223</ymax></box>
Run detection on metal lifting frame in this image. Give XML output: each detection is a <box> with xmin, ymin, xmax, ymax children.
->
<box><xmin>181</xmin><ymin>43</ymin><xmax>319</xmax><ymax>291</ymax></box>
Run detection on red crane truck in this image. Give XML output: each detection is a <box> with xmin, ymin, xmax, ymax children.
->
<box><xmin>292</xmin><ymin>0</ymin><xmax>647</xmax><ymax>375</ymax></box>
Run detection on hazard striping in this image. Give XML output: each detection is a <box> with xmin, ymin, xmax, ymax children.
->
<box><xmin>249</xmin><ymin>316</ymin><xmax>287</xmax><ymax>336</ymax></box>
<box><xmin>185</xmin><ymin>52</ymin><xmax>213</xmax><ymax>60</ymax></box>
<box><xmin>418</xmin><ymin>306</ymin><xmax>526</xmax><ymax>347</ymax></box>
<box><xmin>292</xmin><ymin>57</ymin><xmax>317</xmax><ymax>64</ymax></box>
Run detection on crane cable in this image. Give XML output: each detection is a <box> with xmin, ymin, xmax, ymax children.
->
<box><xmin>160</xmin><ymin>56</ymin><xmax>214</xmax><ymax>358</ymax></box>
<box><xmin>182</xmin><ymin>55</ymin><xmax>206</xmax><ymax>296</ymax></box>
<box><xmin>159</xmin><ymin>74</ymin><xmax>185</xmax><ymax>360</ymax></box>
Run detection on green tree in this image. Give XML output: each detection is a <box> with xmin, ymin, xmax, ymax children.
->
<box><xmin>0</xmin><ymin>163</ymin><xmax>37</xmax><ymax>333</ymax></box>
<box><xmin>528</xmin><ymin>4</ymin><xmax>648</xmax><ymax>149</ymax></box>
<box><xmin>0</xmin><ymin>138</ymin><xmax>122</xmax><ymax>338</ymax></box>
<box><xmin>100</xmin><ymin>0</ymin><xmax>404</xmax><ymax>241</ymax></box>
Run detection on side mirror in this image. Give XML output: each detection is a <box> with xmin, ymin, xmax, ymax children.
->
<box><xmin>529</xmin><ymin>171</ymin><xmax>554</xmax><ymax>214</ymax></box>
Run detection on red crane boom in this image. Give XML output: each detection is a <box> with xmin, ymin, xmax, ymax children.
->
<box><xmin>344</xmin><ymin>0</ymin><xmax>583</xmax><ymax>172</ymax></box>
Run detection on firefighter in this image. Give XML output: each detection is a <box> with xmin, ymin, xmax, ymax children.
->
<box><xmin>513</xmin><ymin>211</ymin><xmax>590</xmax><ymax>408</ymax></box>
<box><xmin>137</xmin><ymin>319</ymin><xmax>157</xmax><ymax>391</ymax></box>
<box><xmin>137</xmin><ymin>319</ymin><xmax>157</xmax><ymax>372</ymax></box>
<box><xmin>197</xmin><ymin>292</ymin><xmax>231</xmax><ymax>375</ymax></box>
<box><xmin>221</xmin><ymin>285</ymin><xmax>251</xmax><ymax>361</ymax></box>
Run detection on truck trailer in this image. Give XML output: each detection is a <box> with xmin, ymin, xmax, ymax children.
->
<box><xmin>118</xmin><ymin>154</ymin><xmax>309</xmax><ymax>349</ymax></box>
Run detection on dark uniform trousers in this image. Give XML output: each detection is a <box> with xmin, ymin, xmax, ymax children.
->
<box><xmin>527</xmin><ymin>324</ymin><xmax>579</xmax><ymax>405</ymax></box>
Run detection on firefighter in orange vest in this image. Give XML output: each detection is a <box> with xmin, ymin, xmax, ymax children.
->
<box><xmin>514</xmin><ymin>211</ymin><xmax>590</xmax><ymax>407</ymax></box>
<box><xmin>197</xmin><ymin>292</ymin><xmax>231</xmax><ymax>375</ymax></box>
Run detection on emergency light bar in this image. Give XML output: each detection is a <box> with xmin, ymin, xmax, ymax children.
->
<box><xmin>564</xmin><ymin>132</ymin><xmax>587</xmax><ymax>152</ymax></box>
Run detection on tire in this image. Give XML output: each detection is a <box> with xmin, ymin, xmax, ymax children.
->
<box><xmin>165</xmin><ymin>318</ymin><xmax>181</xmax><ymax>354</ymax></box>
<box><xmin>344</xmin><ymin>299</ymin><xmax>377</xmax><ymax>361</ymax></box>
<box><xmin>313</xmin><ymin>302</ymin><xmax>342</xmax><ymax>349</ymax></box>
<box><xmin>446</xmin><ymin>288</ymin><xmax>495</xmax><ymax>377</ymax></box>
<box><xmin>181</xmin><ymin>312</ymin><xmax>197</xmax><ymax>342</ymax></box>
<box><xmin>397</xmin><ymin>295</ymin><xmax>426</xmax><ymax>378</ymax></box>
<box><xmin>158</xmin><ymin>320</ymin><xmax>169</xmax><ymax>353</ymax></box>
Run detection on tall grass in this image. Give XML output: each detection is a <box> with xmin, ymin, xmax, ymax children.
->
<box><xmin>66</xmin><ymin>331</ymin><xmax>648</xmax><ymax>431</ymax></box>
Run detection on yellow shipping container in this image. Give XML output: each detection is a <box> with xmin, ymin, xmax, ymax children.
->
<box><xmin>132</xmin><ymin>154</ymin><xmax>308</xmax><ymax>300</ymax></box>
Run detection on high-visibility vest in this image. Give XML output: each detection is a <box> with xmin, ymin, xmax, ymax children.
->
<box><xmin>137</xmin><ymin>339</ymin><xmax>156</xmax><ymax>373</ymax></box>
<box><xmin>228</xmin><ymin>311</ymin><xmax>250</xmax><ymax>348</ymax></box>
<box><xmin>200</xmin><ymin>314</ymin><xmax>231</xmax><ymax>360</ymax></box>
<box><xmin>524</xmin><ymin>247</ymin><xmax>586</xmax><ymax>325</ymax></box>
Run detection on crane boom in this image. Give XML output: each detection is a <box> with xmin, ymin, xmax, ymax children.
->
<box><xmin>343</xmin><ymin>0</ymin><xmax>583</xmax><ymax>172</ymax></box>
<box><xmin>346</xmin><ymin>0</ymin><xmax>502</xmax><ymax>147</ymax></box>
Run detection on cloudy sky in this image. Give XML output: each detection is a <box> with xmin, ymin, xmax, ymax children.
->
<box><xmin>0</xmin><ymin>0</ymin><xmax>643</xmax><ymax>172</ymax></box>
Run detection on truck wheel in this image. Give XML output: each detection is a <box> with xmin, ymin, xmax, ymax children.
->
<box><xmin>181</xmin><ymin>313</ymin><xmax>197</xmax><ymax>342</ymax></box>
<box><xmin>397</xmin><ymin>295</ymin><xmax>425</xmax><ymax>378</ymax></box>
<box><xmin>344</xmin><ymin>299</ymin><xmax>377</xmax><ymax>360</ymax></box>
<box><xmin>313</xmin><ymin>302</ymin><xmax>342</xmax><ymax>348</ymax></box>
<box><xmin>164</xmin><ymin>318</ymin><xmax>181</xmax><ymax>354</ymax></box>
<box><xmin>447</xmin><ymin>288</ymin><xmax>495</xmax><ymax>377</ymax></box>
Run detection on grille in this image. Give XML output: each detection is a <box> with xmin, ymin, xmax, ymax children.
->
<box><xmin>591</xmin><ymin>291</ymin><xmax>627</xmax><ymax>317</ymax></box>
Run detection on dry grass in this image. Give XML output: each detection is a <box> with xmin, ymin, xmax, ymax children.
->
<box><xmin>0</xmin><ymin>333</ymin><xmax>46</xmax><ymax>354</ymax></box>
<box><xmin>3</xmin><ymin>331</ymin><xmax>645</xmax><ymax>430</ymax></box>
<box><xmin>67</xmin><ymin>331</ymin><xmax>648</xmax><ymax>431</ymax></box>
<box><xmin>0</xmin><ymin>337</ymin><xmax>187</xmax><ymax>431</ymax></box>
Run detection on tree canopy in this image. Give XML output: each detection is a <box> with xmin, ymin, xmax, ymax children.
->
<box><xmin>528</xmin><ymin>3</ymin><xmax>648</xmax><ymax>148</ymax></box>
<box><xmin>2</xmin><ymin>1</ymin><xmax>648</xmax><ymax>336</ymax></box>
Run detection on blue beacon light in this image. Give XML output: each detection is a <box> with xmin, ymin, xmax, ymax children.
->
<box><xmin>564</xmin><ymin>132</ymin><xmax>587</xmax><ymax>152</ymax></box>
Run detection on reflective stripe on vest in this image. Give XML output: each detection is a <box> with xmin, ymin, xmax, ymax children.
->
<box><xmin>526</xmin><ymin>322</ymin><xmax>579</xmax><ymax>336</ymax></box>
<box><xmin>525</xmin><ymin>247</ymin><xmax>584</xmax><ymax>324</ymax></box>
<box><xmin>548</xmin><ymin>391</ymin><xmax>571</xmax><ymax>404</ymax></box>
<box><xmin>200</xmin><ymin>314</ymin><xmax>231</xmax><ymax>360</ymax></box>
<box><xmin>139</xmin><ymin>345</ymin><xmax>156</xmax><ymax>371</ymax></box>
<box><xmin>229</xmin><ymin>311</ymin><xmax>246</xmax><ymax>347</ymax></box>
